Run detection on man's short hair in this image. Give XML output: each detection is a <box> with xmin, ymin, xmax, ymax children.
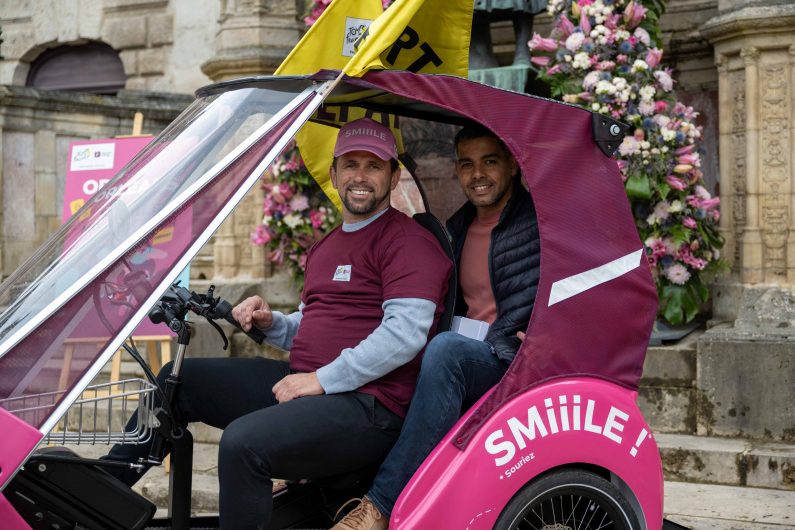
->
<box><xmin>453</xmin><ymin>124</ymin><xmax>510</xmax><ymax>157</ymax></box>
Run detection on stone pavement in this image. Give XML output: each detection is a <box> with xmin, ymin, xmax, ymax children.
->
<box><xmin>665</xmin><ymin>481</ymin><xmax>795</xmax><ymax>529</ymax></box>
<box><xmin>66</xmin><ymin>438</ymin><xmax>795</xmax><ymax>529</ymax></box>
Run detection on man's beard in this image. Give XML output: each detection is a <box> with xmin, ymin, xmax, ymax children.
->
<box><xmin>341</xmin><ymin>187</ymin><xmax>390</xmax><ymax>216</ymax></box>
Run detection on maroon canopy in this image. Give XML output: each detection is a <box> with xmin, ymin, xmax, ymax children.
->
<box><xmin>339</xmin><ymin>70</ymin><xmax>658</xmax><ymax>449</ymax></box>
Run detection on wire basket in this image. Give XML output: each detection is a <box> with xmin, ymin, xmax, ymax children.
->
<box><xmin>0</xmin><ymin>378</ymin><xmax>158</xmax><ymax>445</ymax></box>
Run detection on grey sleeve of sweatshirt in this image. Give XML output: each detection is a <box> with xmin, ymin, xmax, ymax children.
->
<box><xmin>315</xmin><ymin>297</ymin><xmax>436</xmax><ymax>394</ymax></box>
<box><xmin>262</xmin><ymin>302</ymin><xmax>305</xmax><ymax>351</ymax></box>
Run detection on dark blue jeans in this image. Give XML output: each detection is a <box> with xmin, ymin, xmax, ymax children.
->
<box><xmin>367</xmin><ymin>331</ymin><xmax>509</xmax><ymax>516</ymax></box>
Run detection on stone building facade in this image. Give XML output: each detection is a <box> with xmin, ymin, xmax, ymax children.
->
<box><xmin>1</xmin><ymin>0</ymin><xmax>794</xmax><ymax>325</ymax></box>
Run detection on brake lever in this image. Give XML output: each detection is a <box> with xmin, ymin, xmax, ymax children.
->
<box><xmin>205</xmin><ymin>317</ymin><xmax>230</xmax><ymax>350</ymax></box>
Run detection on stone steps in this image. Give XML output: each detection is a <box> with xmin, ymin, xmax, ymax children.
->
<box><xmin>657</xmin><ymin>433</ymin><xmax>795</xmax><ymax>491</ymax></box>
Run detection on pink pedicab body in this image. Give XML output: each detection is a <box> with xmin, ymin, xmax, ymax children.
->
<box><xmin>334</xmin><ymin>71</ymin><xmax>661</xmax><ymax>529</ymax></box>
<box><xmin>391</xmin><ymin>378</ymin><xmax>663</xmax><ymax>529</ymax></box>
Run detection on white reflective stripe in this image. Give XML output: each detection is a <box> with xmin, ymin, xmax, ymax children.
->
<box><xmin>548</xmin><ymin>248</ymin><xmax>644</xmax><ymax>307</ymax></box>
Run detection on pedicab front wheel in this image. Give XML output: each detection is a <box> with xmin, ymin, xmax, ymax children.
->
<box><xmin>494</xmin><ymin>469</ymin><xmax>640</xmax><ymax>530</ymax></box>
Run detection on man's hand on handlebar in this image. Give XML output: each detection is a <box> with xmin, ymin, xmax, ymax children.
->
<box><xmin>272</xmin><ymin>373</ymin><xmax>325</xmax><ymax>403</ymax></box>
<box><xmin>232</xmin><ymin>295</ymin><xmax>273</xmax><ymax>332</ymax></box>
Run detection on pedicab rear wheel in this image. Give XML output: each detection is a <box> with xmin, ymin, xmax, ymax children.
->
<box><xmin>494</xmin><ymin>469</ymin><xmax>640</xmax><ymax>530</ymax></box>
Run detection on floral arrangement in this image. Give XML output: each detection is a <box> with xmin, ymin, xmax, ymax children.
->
<box><xmin>251</xmin><ymin>142</ymin><xmax>340</xmax><ymax>287</ymax></box>
<box><xmin>304</xmin><ymin>0</ymin><xmax>393</xmax><ymax>26</ymax></box>
<box><xmin>529</xmin><ymin>0</ymin><xmax>726</xmax><ymax>324</ymax></box>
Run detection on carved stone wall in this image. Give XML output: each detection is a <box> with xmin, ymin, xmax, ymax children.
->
<box><xmin>703</xmin><ymin>4</ymin><xmax>795</xmax><ymax>287</ymax></box>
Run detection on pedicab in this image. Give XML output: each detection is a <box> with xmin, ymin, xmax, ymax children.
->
<box><xmin>0</xmin><ymin>68</ymin><xmax>672</xmax><ymax>529</ymax></box>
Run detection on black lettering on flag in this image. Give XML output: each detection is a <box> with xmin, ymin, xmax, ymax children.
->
<box><xmin>384</xmin><ymin>26</ymin><xmax>444</xmax><ymax>73</ymax></box>
<box><xmin>385</xmin><ymin>27</ymin><xmax>420</xmax><ymax>65</ymax></box>
<box><xmin>407</xmin><ymin>42</ymin><xmax>442</xmax><ymax>72</ymax></box>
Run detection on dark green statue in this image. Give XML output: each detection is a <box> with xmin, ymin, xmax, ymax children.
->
<box><xmin>470</xmin><ymin>0</ymin><xmax>548</xmax><ymax>69</ymax></box>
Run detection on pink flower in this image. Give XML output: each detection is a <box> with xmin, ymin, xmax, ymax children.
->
<box><xmin>597</xmin><ymin>60</ymin><xmax>615</xmax><ymax>71</ymax></box>
<box><xmin>666</xmin><ymin>174</ymin><xmax>687</xmax><ymax>191</ymax></box>
<box><xmin>579</xmin><ymin>13</ymin><xmax>591</xmax><ymax>33</ymax></box>
<box><xmin>557</xmin><ymin>15</ymin><xmax>576</xmax><ymax>37</ymax></box>
<box><xmin>531</xmin><ymin>55</ymin><xmax>551</xmax><ymax>66</ymax></box>
<box><xmin>677</xmin><ymin>153</ymin><xmax>699</xmax><ymax>165</ymax></box>
<box><xmin>289</xmin><ymin>194</ymin><xmax>309</xmax><ymax>212</ymax></box>
<box><xmin>675</xmin><ymin>144</ymin><xmax>696</xmax><ymax>156</ymax></box>
<box><xmin>654</xmin><ymin>101</ymin><xmax>669</xmax><ymax>113</ymax></box>
<box><xmin>529</xmin><ymin>33</ymin><xmax>559</xmax><ymax>52</ymax></box>
<box><xmin>646</xmin><ymin>48</ymin><xmax>663</xmax><ymax>69</ymax></box>
<box><xmin>605</xmin><ymin>14</ymin><xmax>621</xmax><ymax>29</ymax></box>
<box><xmin>683</xmin><ymin>216</ymin><xmax>697</xmax><ymax>229</ymax></box>
<box><xmin>309</xmin><ymin>209</ymin><xmax>325</xmax><ymax>229</ymax></box>
<box><xmin>624</xmin><ymin>1</ymin><xmax>647</xmax><ymax>29</ymax></box>
<box><xmin>665</xmin><ymin>263</ymin><xmax>691</xmax><ymax>285</ymax></box>
<box><xmin>250</xmin><ymin>225</ymin><xmax>273</xmax><ymax>246</ymax></box>
<box><xmin>547</xmin><ymin>64</ymin><xmax>562</xmax><ymax>75</ymax></box>
<box><xmin>616</xmin><ymin>54</ymin><xmax>628</xmax><ymax>64</ymax></box>
<box><xmin>278</xmin><ymin>182</ymin><xmax>294</xmax><ymax>200</ymax></box>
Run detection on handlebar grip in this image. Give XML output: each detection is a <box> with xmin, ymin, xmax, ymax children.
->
<box><xmin>214</xmin><ymin>299</ymin><xmax>267</xmax><ymax>344</ymax></box>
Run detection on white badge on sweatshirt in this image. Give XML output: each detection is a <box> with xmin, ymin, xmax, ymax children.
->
<box><xmin>333</xmin><ymin>265</ymin><xmax>352</xmax><ymax>282</ymax></box>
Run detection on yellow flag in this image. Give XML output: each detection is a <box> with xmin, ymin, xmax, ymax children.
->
<box><xmin>275</xmin><ymin>0</ymin><xmax>383</xmax><ymax>75</ymax></box>
<box><xmin>343</xmin><ymin>0</ymin><xmax>474</xmax><ymax>78</ymax></box>
<box><xmin>276</xmin><ymin>0</ymin><xmax>474</xmax><ymax>207</ymax></box>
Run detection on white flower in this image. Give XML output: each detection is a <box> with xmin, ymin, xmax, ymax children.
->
<box><xmin>639</xmin><ymin>85</ymin><xmax>656</xmax><ymax>101</ymax></box>
<box><xmin>662</xmin><ymin>129</ymin><xmax>676</xmax><ymax>142</ymax></box>
<box><xmin>595</xmin><ymin>80</ymin><xmax>614</xmax><ymax>95</ymax></box>
<box><xmin>661</xmin><ymin>146</ymin><xmax>669</xmax><ymax>153</ymax></box>
<box><xmin>653</xmin><ymin>114</ymin><xmax>671</xmax><ymax>128</ymax></box>
<box><xmin>618</xmin><ymin>136</ymin><xmax>640</xmax><ymax>156</ymax></box>
<box><xmin>572</xmin><ymin>52</ymin><xmax>591</xmax><ymax>69</ymax></box>
<box><xmin>565</xmin><ymin>32</ymin><xmax>585</xmax><ymax>51</ymax></box>
<box><xmin>669</xmin><ymin>200</ymin><xmax>683</xmax><ymax>213</ymax></box>
<box><xmin>646</xmin><ymin>213</ymin><xmax>657</xmax><ymax>225</ymax></box>
<box><xmin>283</xmin><ymin>213</ymin><xmax>304</xmax><ymax>229</ymax></box>
<box><xmin>639</xmin><ymin>100</ymin><xmax>655</xmax><ymax>116</ymax></box>
<box><xmin>583</xmin><ymin>71</ymin><xmax>601</xmax><ymax>90</ymax></box>
<box><xmin>634</xmin><ymin>27</ymin><xmax>651</xmax><ymax>46</ymax></box>
<box><xmin>654</xmin><ymin>201</ymin><xmax>671</xmax><ymax>220</ymax></box>
<box><xmin>665</xmin><ymin>264</ymin><xmax>691</xmax><ymax>285</ymax></box>
<box><xmin>632</xmin><ymin>59</ymin><xmax>649</xmax><ymax>72</ymax></box>
<box><xmin>592</xmin><ymin>103</ymin><xmax>602</xmax><ymax>112</ymax></box>
<box><xmin>654</xmin><ymin>70</ymin><xmax>674</xmax><ymax>91</ymax></box>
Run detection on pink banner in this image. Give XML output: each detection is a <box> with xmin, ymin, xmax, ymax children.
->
<box><xmin>63</xmin><ymin>137</ymin><xmax>187</xmax><ymax>338</ymax></box>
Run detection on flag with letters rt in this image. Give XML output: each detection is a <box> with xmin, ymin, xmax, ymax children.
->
<box><xmin>275</xmin><ymin>0</ymin><xmax>474</xmax><ymax>206</ymax></box>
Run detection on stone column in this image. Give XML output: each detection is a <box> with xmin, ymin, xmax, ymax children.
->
<box><xmin>695</xmin><ymin>3</ymin><xmax>795</xmax><ymax>442</ymax></box>
<box><xmin>199</xmin><ymin>0</ymin><xmax>303</xmax><ymax>283</ymax></box>
<box><xmin>201</xmin><ymin>0</ymin><xmax>304</xmax><ymax>81</ymax></box>
<box><xmin>191</xmin><ymin>0</ymin><xmax>303</xmax><ymax>321</ymax></box>
<box><xmin>702</xmin><ymin>2</ymin><xmax>795</xmax><ymax>300</ymax></box>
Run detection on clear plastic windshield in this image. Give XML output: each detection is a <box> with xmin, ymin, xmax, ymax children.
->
<box><xmin>0</xmin><ymin>78</ymin><xmax>316</xmax><ymax>427</ymax></box>
<box><xmin>0</xmin><ymin>80</ymin><xmax>312</xmax><ymax>351</ymax></box>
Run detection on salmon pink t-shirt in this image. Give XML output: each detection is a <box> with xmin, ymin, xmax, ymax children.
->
<box><xmin>459</xmin><ymin>211</ymin><xmax>500</xmax><ymax>324</ymax></box>
<box><xmin>289</xmin><ymin>208</ymin><xmax>452</xmax><ymax>417</ymax></box>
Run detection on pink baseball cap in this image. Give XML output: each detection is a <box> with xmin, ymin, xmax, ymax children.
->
<box><xmin>334</xmin><ymin>118</ymin><xmax>398</xmax><ymax>162</ymax></box>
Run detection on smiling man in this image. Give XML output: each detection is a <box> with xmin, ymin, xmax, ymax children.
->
<box><xmin>334</xmin><ymin>124</ymin><xmax>540</xmax><ymax>530</ymax></box>
<box><xmin>103</xmin><ymin>118</ymin><xmax>452</xmax><ymax>530</ymax></box>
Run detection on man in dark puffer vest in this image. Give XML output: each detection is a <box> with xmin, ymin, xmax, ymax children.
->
<box><xmin>334</xmin><ymin>124</ymin><xmax>540</xmax><ymax>530</ymax></box>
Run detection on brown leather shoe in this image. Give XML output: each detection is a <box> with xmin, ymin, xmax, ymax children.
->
<box><xmin>332</xmin><ymin>496</ymin><xmax>388</xmax><ymax>530</ymax></box>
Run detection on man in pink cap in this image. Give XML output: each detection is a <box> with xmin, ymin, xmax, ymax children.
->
<box><xmin>103</xmin><ymin>118</ymin><xmax>452</xmax><ymax>529</ymax></box>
